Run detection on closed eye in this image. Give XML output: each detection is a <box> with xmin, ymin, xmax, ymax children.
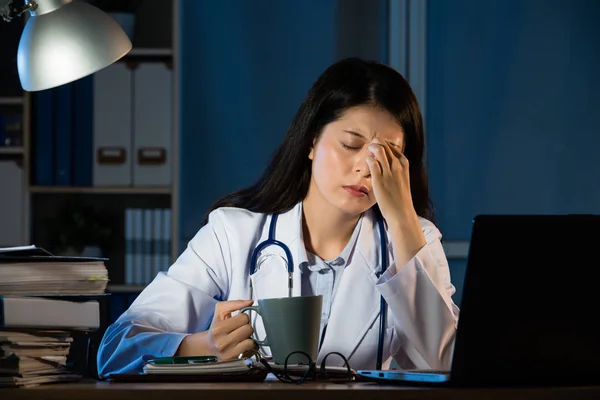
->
<box><xmin>341</xmin><ymin>143</ymin><xmax>362</xmax><ymax>152</ymax></box>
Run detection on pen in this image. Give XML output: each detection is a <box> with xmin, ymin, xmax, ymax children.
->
<box><xmin>148</xmin><ymin>356</ymin><xmax>218</xmax><ymax>364</ymax></box>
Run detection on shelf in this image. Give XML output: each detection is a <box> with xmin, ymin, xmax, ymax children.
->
<box><xmin>0</xmin><ymin>97</ymin><xmax>23</xmax><ymax>106</ymax></box>
<box><xmin>0</xmin><ymin>147</ymin><xmax>23</xmax><ymax>155</ymax></box>
<box><xmin>127</xmin><ymin>48</ymin><xmax>172</xmax><ymax>57</ymax></box>
<box><xmin>107</xmin><ymin>284</ymin><xmax>146</xmax><ymax>293</ymax></box>
<box><xmin>29</xmin><ymin>186</ymin><xmax>172</xmax><ymax>194</ymax></box>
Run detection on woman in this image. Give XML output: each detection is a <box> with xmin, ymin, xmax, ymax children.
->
<box><xmin>97</xmin><ymin>57</ymin><xmax>459</xmax><ymax>378</ymax></box>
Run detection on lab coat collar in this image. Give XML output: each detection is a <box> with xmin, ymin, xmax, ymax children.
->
<box><xmin>258</xmin><ymin>201</ymin><xmax>389</xmax><ymax>273</ymax></box>
<box><xmin>269</xmin><ymin>202</ymin><xmax>301</xmax><ymax>238</ymax></box>
<box><xmin>264</xmin><ymin>202</ymin><xmax>389</xmax><ymax>280</ymax></box>
<box><xmin>296</xmin><ymin>203</ymin><xmax>363</xmax><ymax>272</ymax></box>
<box><xmin>294</xmin><ymin>203</ymin><xmax>310</xmax><ymax>268</ymax></box>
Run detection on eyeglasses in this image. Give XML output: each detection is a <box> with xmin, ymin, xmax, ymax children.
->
<box><xmin>242</xmin><ymin>349</ymin><xmax>355</xmax><ymax>384</ymax></box>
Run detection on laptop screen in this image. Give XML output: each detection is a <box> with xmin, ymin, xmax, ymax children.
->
<box><xmin>451</xmin><ymin>214</ymin><xmax>600</xmax><ymax>386</ymax></box>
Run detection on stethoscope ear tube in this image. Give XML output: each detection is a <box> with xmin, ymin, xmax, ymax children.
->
<box><xmin>249</xmin><ymin>214</ymin><xmax>295</xmax><ymax>299</ymax></box>
<box><xmin>375</xmin><ymin>213</ymin><xmax>388</xmax><ymax>371</ymax></box>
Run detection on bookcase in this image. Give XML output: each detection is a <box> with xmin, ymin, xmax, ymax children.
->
<box><xmin>0</xmin><ymin>0</ymin><xmax>180</xmax><ymax>295</ymax></box>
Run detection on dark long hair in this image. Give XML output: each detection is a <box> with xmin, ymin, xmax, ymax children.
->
<box><xmin>203</xmin><ymin>57</ymin><xmax>434</xmax><ymax>224</ymax></box>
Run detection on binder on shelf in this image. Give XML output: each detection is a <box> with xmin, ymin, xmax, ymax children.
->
<box><xmin>53</xmin><ymin>84</ymin><xmax>73</xmax><ymax>186</ymax></box>
<box><xmin>132</xmin><ymin>209</ymin><xmax>144</xmax><ymax>285</ymax></box>
<box><xmin>72</xmin><ymin>76</ymin><xmax>94</xmax><ymax>187</ymax></box>
<box><xmin>132</xmin><ymin>62</ymin><xmax>172</xmax><ymax>186</ymax></box>
<box><xmin>143</xmin><ymin>209</ymin><xmax>153</xmax><ymax>284</ymax></box>
<box><xmin>33</xmin><ymin>89</ymin><xmax>54</xmax><ymax>185</ymax></box>
<box><xmin>162</xmin><ymin>208</ymin><xmax>171</xmax><ymax>271</ymax></box>
<box><xmin>152</xmin><ymin>208</ymin><xmax>163</xmax><ymax>278</ymax></box>
<box><xmin>93</xmin><ymin>63</ymin><xmax>133</xmax><ymax>186</ymax></box>
<box><xmin>122</xmin><ymin>208</ymin><xmax>171</xmax><ymax>286</ymax></box>
<box><xmin>125</xmin><ymin>209</ymin><xmax>134</xmax><ymax>285</ymax></box>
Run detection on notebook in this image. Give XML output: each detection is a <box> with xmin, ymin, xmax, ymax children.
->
<box><xmin>358</xmin><ymin>214</ymin><xmax>600</xmax><ymax>387</ymax></box>
<box><xmin>108</xmin><ymin>355</ymin><xmax>356</xmax><ymax>383</ymax></box>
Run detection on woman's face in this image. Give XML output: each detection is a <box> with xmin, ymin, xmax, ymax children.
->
<box><xmin>308</xmin><ymin>105</ymin><xmax>405</xmax><ymax>216</ymax></box>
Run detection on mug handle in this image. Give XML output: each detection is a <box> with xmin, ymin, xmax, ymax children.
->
<box><xmin>240</xmin><ymin>306</ymin><xmax>268</xmax><ymax>346</ymax></box>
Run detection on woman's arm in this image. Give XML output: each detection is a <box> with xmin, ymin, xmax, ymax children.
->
<box><xmin>96</xmin><ymin>210</ymin><xmax>233</xmax><ymax>377</ymax></box>
<box><xmin>376</xmin><ymin>220</ymin><xmax>459</xmax><ymax>370</ymax></box>
<box><xmin>364</xmin><ymin>136</ymin><xmax>459</xmax><ymax>370</ymax></box>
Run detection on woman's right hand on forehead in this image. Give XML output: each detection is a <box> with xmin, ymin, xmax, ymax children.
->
<box><xmin>175</xmin><ymin>299</ymin><xmax>256</xmax><ymax>360</ymax></box>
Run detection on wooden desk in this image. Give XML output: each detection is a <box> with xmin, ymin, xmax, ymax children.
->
<box><xmin>3</xmin><ymin>381</ymin><xmax>600</xmax><ymax>400</ymax></box>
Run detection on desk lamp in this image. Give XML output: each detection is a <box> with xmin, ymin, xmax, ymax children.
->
<box><xmin>1</xmin><ymin>0</ymin><xmax>132</xmax><ymax>91</ymax></box>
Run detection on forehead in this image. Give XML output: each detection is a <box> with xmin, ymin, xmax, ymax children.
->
<box><xmin>333</xmin><ymin>105</ymin><xmax>404</xmax><ymax>144</ymax></box>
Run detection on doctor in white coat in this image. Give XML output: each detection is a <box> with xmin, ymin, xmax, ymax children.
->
<box><xmin>97</xmin><ymin>57</ymin><xmax>460</xmax><ymax>378</ymax></box>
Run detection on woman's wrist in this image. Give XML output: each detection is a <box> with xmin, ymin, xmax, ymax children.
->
<box><xmin>388</xmin><ymin>212</ymin><xmax>427</xmax><ymax>268</ymax></box>
<box><xmin>175</xmin><ymin>330</ymin><xmax>214</xmax><ymax>356</ymax></box>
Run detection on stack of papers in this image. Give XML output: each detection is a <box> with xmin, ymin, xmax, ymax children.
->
<box><xmin>0</xmin><ymin>245</ymin><xmax>108</xmax><ymax>295</ymax></box>
<box><xmin>0</xmin><ymin>245</ymin><xmax>109</xmax><ymax>387</ymax></box>
<box><xmin>144</xmin><ymin>359</ymin><xmax>255</xmax><ymax>375</ymax></box>
<box><xmin>0</xmin><ymin>331</ymin><xmax>82</xmax><ymax>387</ymax></box>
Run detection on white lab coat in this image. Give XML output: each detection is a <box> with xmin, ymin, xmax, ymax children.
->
<box><xmin>97</xmin><ymin>202</ymin><xmax>459</xmax><ymax>377</ymax></box>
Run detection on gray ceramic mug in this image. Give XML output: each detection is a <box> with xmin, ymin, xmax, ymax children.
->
<box><xmin>241</xmin><ymin>295</ymin><xmax>323</xmax><ymax>365</ymax></box>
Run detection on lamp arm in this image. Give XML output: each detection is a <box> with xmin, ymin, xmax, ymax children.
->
<box><xmin>1</xmin><ymin>0</ymin><xmax>37</xmax><ymax>22</ymax></box>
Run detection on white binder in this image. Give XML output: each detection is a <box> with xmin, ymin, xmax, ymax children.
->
<box><xmin>93</xmin><ymin>63</ymin><xmax>133</xmax><ymax>186</ymax></box>
<box><xmin>162</xmin><ymin>208</ymin><xmax>171</xmax><ymax>271</ymax></box>
<box><xmin>0</xmin><ymin>160</ymin><xmax>24</xmax><ymax>246</ymax></box>
<box><xmin>132</xmin><ymin>62</ymin><xmax>172</xmax><ymax>186</ymax></box>
<box><xmin>132</xmin><ymin>208</ymin><xmax>144</xmax><ymax>285</ymax></box>
<box><xmin>143</xmin><ymin>208</ymin><xmax>153</xmax><ymax>284</ymax></box>
<box><xmin>124</xmin><ymin>208</ymin><xmax>134</xmax><ymax>285</ymax></box>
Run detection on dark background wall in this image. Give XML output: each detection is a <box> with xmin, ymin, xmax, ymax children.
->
<box><xmin>178</xmin><ymin>0</ymin><xmax>388</xmax><ymax>247</ymax></box>
<box><xmin>176</xmin><ymin>0</ymin><xmax>600</xmax><ymax>304</ymax></box>
<box><xmin>426</xmin><ymin>0</ymin><xmax>600</xmax><ymax>301</ymax></box>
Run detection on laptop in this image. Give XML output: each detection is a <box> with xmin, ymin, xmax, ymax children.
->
<box><xmin>358</xmin><ymin>214</ymin><xmax>600</xmax><ymax>387</ymax></box>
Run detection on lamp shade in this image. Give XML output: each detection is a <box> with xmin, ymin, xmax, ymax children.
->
<box><xmin>17</xmin><ymin>0</ymin><xmax>132</xmax><ymax>91</ymax></box>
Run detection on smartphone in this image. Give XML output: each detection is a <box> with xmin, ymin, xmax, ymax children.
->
<box><xmin>148</xmin><ymin>355</ymin><xmax>218</xmax><ymax>365</ymax></box>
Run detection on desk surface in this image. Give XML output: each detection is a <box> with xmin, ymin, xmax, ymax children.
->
<box><xmin>3</xmin><ymin>381</ymin><xmax>600</xmax><ymax>400</ymax></box>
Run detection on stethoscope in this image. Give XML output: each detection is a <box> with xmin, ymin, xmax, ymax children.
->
<box><xmin>249</xmin><ymin>211</ymin><xmax>389</xmax><ymax>371</ymax></box>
